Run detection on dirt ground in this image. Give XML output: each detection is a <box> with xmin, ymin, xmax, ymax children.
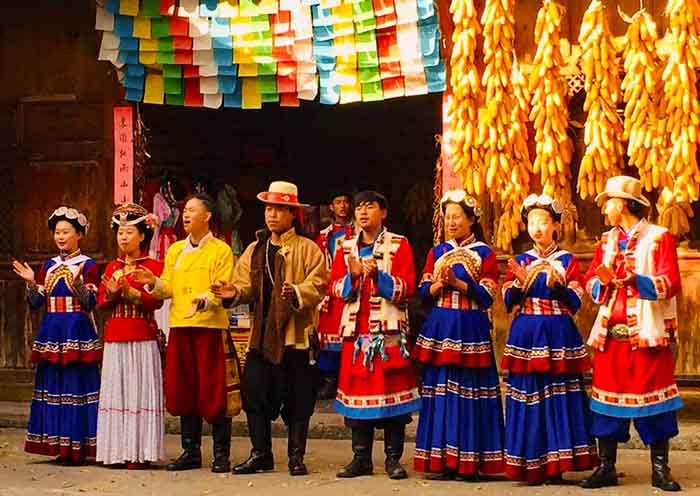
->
<box><xmin>1</xmin><ymin>428</ymin><xmax>700</xmax><ymax>495</ymax></box>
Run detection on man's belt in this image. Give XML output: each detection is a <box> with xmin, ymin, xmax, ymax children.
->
<box><xmin>608</xmin><ymin>324</ymin><xmax>630</xmax><ymax>340</ymax></box>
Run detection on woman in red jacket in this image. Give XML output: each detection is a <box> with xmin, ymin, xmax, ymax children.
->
<box><xmin>96</xmin><ymin>203</ymin><xmax>165</xmax><ymax>469</ymax></box>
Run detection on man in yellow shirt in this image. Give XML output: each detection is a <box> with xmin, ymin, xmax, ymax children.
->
<box><xmin>213</xmin><ymin>181</ymin><xmax>327</xmax><ymax>476</ymax></box>
<box><xmin>134</xmin><ymin>193</ymin><xmax>238</xmax><ymax>473</ymax></box>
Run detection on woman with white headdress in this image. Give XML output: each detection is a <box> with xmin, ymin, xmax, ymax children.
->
<box><xmin>96</xmin><ymin>203</ymin><xmax>165</xmax><ymax>469</ymax></box>
<box><xmin>13</xmin><ymin>206</ymin><xmax>101</xmax><ymax>464</ymax></box>
<box><xmin>413</xmin><ymin>190</ymin><xmax>505</xmax><ymax>481</ymax></box>
<box><xmin>501</xmin><ymin>195</ymin><xmax>597</xmax><ymax>485</ymax></box>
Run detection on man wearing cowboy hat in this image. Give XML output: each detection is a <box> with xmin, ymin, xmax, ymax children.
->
<box><xmin>581</xmin><ymin>176</ymin><xmax>683</xmax><ymax>492</ymax></box>
<box><xmin>213</xmin><ymin>181</ymin><xmax>327</xmax><ymax>476</ymax></box>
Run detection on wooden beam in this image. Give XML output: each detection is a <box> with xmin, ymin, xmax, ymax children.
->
<box><xmin>18</xmin><ymin>94</ymin><xmax>77</xmax><ymax>103</ymax></box>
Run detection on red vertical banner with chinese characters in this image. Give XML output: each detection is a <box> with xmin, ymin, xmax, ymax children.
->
<box><xmin>113</xmin><ymin>106</ymin><xmax>134</xmax><ymax>204</ymax></box>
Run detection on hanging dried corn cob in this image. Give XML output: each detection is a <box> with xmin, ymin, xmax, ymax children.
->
<box><xmin>621</xmin><ymin>10</ymin><xmax>664</xmax><ymax>193</ymax></box>
<box><xmin>448</xmin><ymin>0</ymin><xmax>483</xmax><ymax>196</ymax></box>
<box><xmin>433</xmin><ymin>142</ymin><xmax>444</xmax><ymax>245</ymax></box>
<box><xmin>494</xmin><ymin>60</ymin><xmax>532</xmax><ymax>253</ymax></box>
<box><xmin>577</xmin><ymin>0</ymin><xmax>624</xmax><ymax>200</ymax></box>
<box><xmin>511</xmin><ymin>59</ymin><xmax>533</xmax><ymax>193</ymax></box>
<box><xmin>529</xmin><ymin>0</ymin><xmax>573</xmax><ymax>200</ymax></box>
<box><xmin>657</xmin><ymin>190</ymin><xmax>695</xmax><ymax>237</ymax></box>
<box><xmin>478</xmin><ymin>0</ymin><xmax>517</xmax><ymax>200</ymax></box>
<box><xmin>656</xmin><ymin>0</ymin><xmax>700</xmax><ymax>238</ymax></box>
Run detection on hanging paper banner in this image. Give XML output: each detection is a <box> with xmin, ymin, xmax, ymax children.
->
<box><xmin>113</xmin><ymin>105</ymin><xmax>134</xmax><ymax>204</ymax></box>
<box><xmin>95</xmin><ymin>0</ymin><xmax>445</xmax><ymax>109</ymax></box>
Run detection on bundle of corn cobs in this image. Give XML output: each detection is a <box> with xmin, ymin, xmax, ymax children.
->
<box><xmin>529</xmin><ymin>0</ymin><xmax>573</xmax><ymax>200</ymax></box>
<box><xmin>478</xmin><ymin>0</ymin><xmax>518</xmax><ymax>198</ymax></box>
<box><xmin>621</xmin><ymin>10</ymin><xmax>665</xmax><ymax>193</ymax></box>
<box><xmin>494</xmin><ymin>60</ymin><xmax>532</xmax><ymax>253</ymax></box>
<box><xmin>448</xmin><ymin>0</ymin><xmax>483</xmax><ymax>196</ymax></box>
<box><xmin>478</xmin><ymin>0</ymin><xmax>533</xmax><ymax>253</ymax></box>
<box><xmin>578</xmin><ymin>0</ymin><xmax>624</xmax><ymax>200</ymax></box>
<box><xmin>656</xmin><ymin>0</ymin><xmax>700</xmax><ymax>237</ymax></box>
<box><xmin>658</xmin><ymin>189</ymin><xmax>695</xmax><ymax>237</ymax></box>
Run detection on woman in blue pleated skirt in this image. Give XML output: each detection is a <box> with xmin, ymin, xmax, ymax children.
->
<box><xmin>413</xmin><ymin>190</ymin><xmax>504</xmax><ymax>481</ymax></box>
<box><xmin>501</xmin><ymin>195</ymin><xmax>597</xmax><ymax>484</ymax></box>
<box><xmin>13</xmin><ymin>206</ymin><xmax>101</xmax><ymax>464</ymax></box>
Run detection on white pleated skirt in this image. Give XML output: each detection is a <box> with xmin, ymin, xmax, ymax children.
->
<box><xmin>96</xmin><ymin>341</ymin><xmax>166</xmax><ymax>464</ymax></box>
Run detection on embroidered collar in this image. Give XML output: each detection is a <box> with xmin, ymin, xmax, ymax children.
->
<box><xmin>255</xmin><ymin>227</ymin><xmax>297</xmax><ymax>246</ymax></box>
<box><xmin>59</xmin><ymin>249</ymin><xmax>82</xmax><ymax>261</ymax></box>
<box><xmin>453</xmin><ymin>234</ymin><xmax>476</xmax><ymax>247</ymax></box>
<box><xmin>58</xmin><ymin>248</ymin><xmax>80</xmax><ymax>262</ymax></box>
<box><xmin>533</xmin><ymin>242</ymin><xmax>558</xmax><ymax>258</ymax></box>
<box><xmin>117</xmin><ymin>253</ymin><xmax>149</xmax><ymax>265</ymax></box>
<box><xmin>279</xmin><ymin>227</ymin><xmax>297</xmax><ymax>245</ymax></box>
<box><xmin>617</xmin><ymin>219</ymin><xmax>644</xmax><ymax>240</ymax></box>
<box><xmin>48</xmin><ymin>251</ymin><xmax>90</xmax><ymax>277</ymax></box>
<box><xmin>357</xmin><ymin>227</ymin><xmax>385</xmax><ymax>247</ymax></box>
<box><xmin>333</xmin><ymin>218</ymin><xmax>354</xmax><ymax>227</ymax></box>
<box><xmin>608</xmin><ymin>219</ymin><xmax>646</xmax><ymax>259</ymax></box>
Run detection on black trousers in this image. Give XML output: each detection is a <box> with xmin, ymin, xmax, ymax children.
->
<box><xmin>241</xmin><ymin>348</ymin><xmax>320</xmax><ymax>424</ymax></box>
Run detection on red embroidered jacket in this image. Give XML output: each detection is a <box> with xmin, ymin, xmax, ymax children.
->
<box><xmin>97</xmin><ymin>256</ymin><xmax>164</xmax><ymax>342</ymax></box>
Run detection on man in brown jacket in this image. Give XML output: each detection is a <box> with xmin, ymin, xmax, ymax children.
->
<box><xmin>212</xmin><ymin>181</ymin><xmax>327</xmax><ymax>476</ymax></box>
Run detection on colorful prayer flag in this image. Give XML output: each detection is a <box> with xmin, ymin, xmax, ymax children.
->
<box><xmin>96</xmin><ymin>0</ymin><xmax>444</xmax><ymax>108</ymax></box>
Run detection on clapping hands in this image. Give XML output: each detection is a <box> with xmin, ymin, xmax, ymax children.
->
<box><xmin>439</xmin><ymin>266</ymin><xmax>458</xmax><ymax>288</ymax></box>
<box><xmin>348</xmin><ymin>255</ymin><xmax>378</xmax><ymax>279</ymax></box>
<box><xmin>508</xmin><ymin>258</ymin><xmax>528</xmax><ymax>285</ymax></box>
<box><xmin>102</xmin><ymin>274</ymin><xmax>121</xmax><ymax>298</ymax></box>
<box><xmin>132</xmin><ymin>266</ymin><xmax>156</xmax><ymax>287</ymax></box>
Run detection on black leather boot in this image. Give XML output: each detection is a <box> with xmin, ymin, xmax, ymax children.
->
<box><xmin>316</xmin><ymin>374</ymin><xmax>338</xmax><ymax>400</ymax></box>
<box><xmin>232</xmin><ymin>415</ymin><xmax>274</xmax><ymax>474</ymax></box>
<box><xmin>384</xmin><ymin>423</ymin><xmax>408</xmax><ymax>480</ymax></box>
<box><xmin>425</xmin><ymin>470</ymin><xmax>456</xmax><ymax>481</ymax></box>
<box><xmin>580</xmin><ymin>437</ymin><xmax>618</xmax><ymax>489</ymax></box>
<box><xmin>651</xmin><ymin>441</ymin><xmax>681</xmax><ymax>491</ymax></box>
<box><xmin>337</xmin><ymin>426</ymin><xmax>374</xmax><ymax>478</ymax></box>
<box><xmin>211</xmin><ymin>417</ymin><xmax>232</xmax><ymax>473</ymax></box>
<box><xmin>288</xmin><ymin>420</ymin><xmax>310</xmax><ymax>476</ymax></box>
<box><xmin>167</xmin><ymin>416</ymin><xmax>203</xmax><ymax>471</ymax></box>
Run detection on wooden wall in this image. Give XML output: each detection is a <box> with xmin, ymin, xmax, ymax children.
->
<box><xmin>0</xmin><ymin>1</ymin><xmax>121</xmax><ymax>371</ymax></box>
